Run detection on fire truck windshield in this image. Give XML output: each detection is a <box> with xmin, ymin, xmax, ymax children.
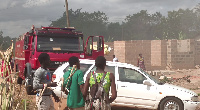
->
<box><xmin>36</xmin><ymin>35</ymin><xmax>83</xmax><ymax>53</ymax></box>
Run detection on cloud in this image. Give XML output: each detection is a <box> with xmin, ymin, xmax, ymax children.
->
<box><xmin>0</xmin><ymin>0</ymin><xmax>199</xmax><ymax>38</ymax></box>
<box><xmin>23</xmin><ymin>0</ymin><xmax>51</xmax><ymax>8</ymax></box>
<box><xmin>68</xmin><ymin>0</ymin><xmax>199</xmax><ymax>22</ymax></box>
<box><xmin>0</xmin><ymin>20</ymin><xmax>50</xmax><ymax>37</ymax></box>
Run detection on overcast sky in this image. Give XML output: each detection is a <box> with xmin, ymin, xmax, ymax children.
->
<box><xmin>0</xmin><ymin>0</ymin><xmax>199</xmax><ymax>38</ymax></box>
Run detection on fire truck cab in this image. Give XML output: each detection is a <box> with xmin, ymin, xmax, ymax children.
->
<box><xmin>15</xmin><ymin>25</ymin><xmax>104</xmax><ymax>95</ymax></box>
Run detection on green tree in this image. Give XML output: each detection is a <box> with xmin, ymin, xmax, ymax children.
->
<box><xmin>0</xmin><ymin>31</ymin><xmax>3</xmax><ymax>49</ymax></box>
<box><xmin>106</xmin><ymin>22</ymin><xmax>122</xmax><ymax>41</ymax></box>
<box><xmin>163</xmin><ymin>8</ymin><xmax>199</xmax><ymax>39</ymax></box>
<box><xmin>194</xmin><ymin>3</ymin><xmax>200</xmax><ymax>36</ymax></box>
<box><xmin>123</xmin><ymin>10</ymin><xmax>160</xmax><ymax>40</ymax></box>
<box><xmin>0</xmin><ymin>31</ymin><xmax>16</xmax><ymax>51</ymax></box>
<box><xmin>50</xmin><ymin>3</ymin><xmax>200</xmax><ymax>41</ymax></box>
<box><xmin>2</xmin><ymin>36</ymin><xmax>11</xmax><ymax>50</ymax></box>
<box><xmin>149</xmin><ymin>12</ymin><xmax>166</xmax><ymax>40</ymax></box>
<box><xmin>50</xmin><ymin>9</ymin><xmax>108</xmax><ymax>41</ymax></box>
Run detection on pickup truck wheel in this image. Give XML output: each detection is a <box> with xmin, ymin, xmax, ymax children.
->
<box><xmin>159</xmin><ymin>97</ymin><xmax>183</xmax><ymax>110</ymax></box>
<box><xmin>17</xmin><ymin>77</ymin><xmax>23</xmax><ymax>84</ymax></box>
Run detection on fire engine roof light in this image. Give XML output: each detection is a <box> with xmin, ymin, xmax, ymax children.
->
<box><xmin>41</xmin><ymin>27</ymin><xmax>75</xmax><ymax>30</ymax></box>
<box><xmin>65</xmin><ymin>27</ymin><xmax>75</xmax><ymax>29</ymax></box>
<box><xmin>42</xmin><ymin>27</ymin><xmax>61</xmax><ymax>30</ymax></box>
<box><xmin>61</xmin><ymin>27</ymin><xmax>75</xmax><ymax>30</ymax></box>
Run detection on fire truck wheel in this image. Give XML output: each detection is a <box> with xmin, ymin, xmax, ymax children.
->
<box><xmin>25</xmin><ymin>76</ymin><xmax>35</xmax><ymax>95</ymax></box>
<box><xmin>26</xmin><ymin>85</ymin><xmax>34</xmax><ymax>95</ymax></box>
<box><xmin>25</xmin><ymin>77</ymin><xmax>31</xmax><ymax>94</ymax></box>
<box><xmin>17</xmin><ymin>77</ymin><xmax>23</xmax><ymax>84</ymax></box>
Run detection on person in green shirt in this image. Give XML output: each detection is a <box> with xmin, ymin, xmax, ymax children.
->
<box><xmin>62</xmin><ymin>56</ymin><xmax>85</xmax><ymax>110</ymax></box>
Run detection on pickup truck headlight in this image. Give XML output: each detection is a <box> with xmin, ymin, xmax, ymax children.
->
<box><xmin>191</xmin><ymin>96</ymin><xmax>199</xmax><ymax>102</ymax></box>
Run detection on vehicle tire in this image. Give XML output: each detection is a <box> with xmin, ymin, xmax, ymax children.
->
<box><xmin>159</xmin><ymin>97</ymin><xmax>184</xmax><ymax>110</ymax></box>
<box><xmin>24</xmin><ymin>66</ymin><xmax>36</xmax><ymax>95</ymax></box>
<box><xmin>25</xmin><ymin>76</ymin><xmax>35</xmax><ymax>95</ymax></box>
<box><xmin>17</xmin><ymin>77</ymin><xmax>23</xmax><ymax>84</ymax></box>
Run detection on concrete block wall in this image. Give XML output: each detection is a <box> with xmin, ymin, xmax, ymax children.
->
<box><xmin>114</xmin><ymin>41</ymin><xmax>126</xmax><ymax>63</ymax></box>
<box><xmin>167</xmin><ymin>40</ymin><xmax>172</xmax><ymax>69</ymax></box>
<box><xmin>151</xmin><ymin>40</ymin><xmax>167</xmax><ymax>70</ymax></box>
<box><xmin>124</xmin><ymin>40</ymin><xmax>151</xmax><ymax>69</ymax></box>
<box><xmin>104</xmin><ymin>39</ymin><xmax>197</xmax><ymax>70</ymax></box>
<box><xmin>151</xmin><ymin>40</ymin><xmax>161</xmax><ymax>67</ymax></box>
<box><xmin>167</xmin><ymin>39</ymin><xmax>195</xmax><ymax>69</ymax></box>
<box><xmin>195</xmin><ymin>40</ymin><xmax>200</xmax><ymax>65</ymax></box>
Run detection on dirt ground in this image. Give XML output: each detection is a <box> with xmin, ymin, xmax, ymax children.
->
<box><xmin>11</xmin><ymin>68</ymin><xmax>200</xmax><ymax>110</ymax></box>
<box><xmin>164</xmin><ymin>69</ymin><xmax>200</xmax><ymax>95</ymax></box>
<box><xmin>164</xmin><ymin>69</ymin><xmax>200</xmax><ymax>110</ymax></box>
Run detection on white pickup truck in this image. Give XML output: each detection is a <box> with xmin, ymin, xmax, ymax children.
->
<box><xmin>52</xmin><ymin>59</ymin><xmax>200</xmax><ymax>110</ymax></box>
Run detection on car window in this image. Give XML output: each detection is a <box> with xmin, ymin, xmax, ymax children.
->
<box><xmin>80</xmin><ymin>64</ymin><xmax>92</xmax><ymax>75</ymax></box>
<box><xmin>63</xmin><ymin>64</ymin><xmax>92</xmax><ymax>75</ymax></box>
<box><xmin>91</xmin><ymin>66</ymin><xmax>115</xmax><ymax>75</ymax></box>
<box><xmin>63</xmin><ymin>66</ymin><xmax>70</xmax><ymax>73</ymax></box>
<box><xmin>119</xmin><ymin>67</ymin><xmax>147</xmax><ymax>84</ymax></box>
<box><xmin>139</xmin><ymin>69</ymin><xmax>162</xmax><ymax>84</ymax></box>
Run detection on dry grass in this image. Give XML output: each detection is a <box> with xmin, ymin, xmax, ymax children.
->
<box><xmin>0</xmin><ymin>42</ymin><xmax>36</xmax><ymax>109</ymax></box>
<box><xmin>0</xmin><ymin>72</ymin><xmax>37</xmax><ymax>110</ymax></box>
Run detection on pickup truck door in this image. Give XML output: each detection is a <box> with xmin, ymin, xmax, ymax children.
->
<box><xmin>116</xmin><ymin>67</ymin><xmax>157</xmax><ymax>108</ymax></box>
<box><xmin>85</xmin><ymin>36</ymin><xmax>104</xmax><ymax>60</ymax></box>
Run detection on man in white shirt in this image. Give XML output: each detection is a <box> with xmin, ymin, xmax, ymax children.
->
<box><xmin>113</xmin><ymin>55</ymin><xmax>118</xmax><ymax>62</ymax></box>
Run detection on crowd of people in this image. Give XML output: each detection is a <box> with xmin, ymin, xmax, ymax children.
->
<box><xmin>0</xmin><ymin>52</ymin><xmax>146</xmax><ymax>110</ymax></box>
<box><xmin>0</xmin><ymin>53</ymin><xmax>145</xmax><ymax>110</ymax></box>
<box><xmin>33</xmin><ymin>53</ymin><xmax>118</xmax><ymax>110</ymax></box>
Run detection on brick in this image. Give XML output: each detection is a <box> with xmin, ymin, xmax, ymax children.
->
<box><xmin>186</xmin><ymin>55</ymin><xmax>190</xmax><ymax>57</ymax></box>
<box><xmin>181</xmin><ymin>55</ymin><xmax>185</xmax><ymax>57</ymax></box>
<box><xmin>179</xmin><ymin>58</ymin><xmax>183</xmax><ymax>60</ymax></box>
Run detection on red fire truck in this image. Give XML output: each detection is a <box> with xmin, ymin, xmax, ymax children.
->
<box><xmin>15</xmin><ymin>25</ymin><xmax>104</xmax><ymax>95</ymax></box>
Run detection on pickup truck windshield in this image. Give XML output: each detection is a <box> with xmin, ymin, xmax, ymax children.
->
<box><xmin>37</xmin><ymin>35</ymin><xmax>83</xmax><ymax>52</ymax></box>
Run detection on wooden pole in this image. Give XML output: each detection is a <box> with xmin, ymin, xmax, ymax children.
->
<box><xmin>65</xmin><ymin>0</ymin><xmax>70</xmax><ymax>27</ymax></box>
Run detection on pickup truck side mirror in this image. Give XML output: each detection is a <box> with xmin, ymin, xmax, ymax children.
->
<box><xmin>143</xmin><ymin>80</ymin><xmax>152</xmax><ymax>86</ymax></box>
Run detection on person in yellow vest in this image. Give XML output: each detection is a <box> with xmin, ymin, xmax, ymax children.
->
<box><xmin>137</xmin><ymin>53</ymin><xmax>146</xmax><ymax>70</ymax></box>
<box><xmin>83</xmin><ymin>56</ymin><xmax>117</xmax><ymax>110</ymax></box>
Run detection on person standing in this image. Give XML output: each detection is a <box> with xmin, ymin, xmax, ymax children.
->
<box><xmin>62</xmin><ymin>56</ymin><xmax>85</xmax><ymax>110</ymax></box>
<box><xmin>83</xmin><ymin>56</ymin><xmax>117</xmax><ymax>110</ymax></box>
<box><xmin>137</xmin><ymin>53</ymin><xmax>146</xmax><ymax>70</ymax></box>
<box><xmin>33</xmin><ymin>53</ymin><xmax>59</xmax><ymax>110</ymax></box>
<box><xmin>113</xmin><ymin>55</ymin><xmax>118</xmax><ymax>62</ymax></box>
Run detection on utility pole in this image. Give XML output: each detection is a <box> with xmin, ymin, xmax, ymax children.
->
<box><xmin>65</xmin><ymin>0</ymin><xmax>70</xmax><ymax>27</ymax></box>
